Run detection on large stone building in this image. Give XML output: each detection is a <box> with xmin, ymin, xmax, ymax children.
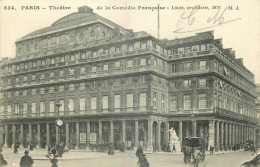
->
<box><xmin>255</xmin><ymin>84</ymin><xmax>260</xmax><ymax>147</ymax></box>
<box><xmin>0</xmin><ymin>6</ymin><xmax>257</xmax><ymax>151</ymax></box>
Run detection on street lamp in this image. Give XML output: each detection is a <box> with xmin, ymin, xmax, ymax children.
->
<box><xmin>56</xmin><ymin>103</ymin><xmax>63</xmax><ymax>143</ymax></box>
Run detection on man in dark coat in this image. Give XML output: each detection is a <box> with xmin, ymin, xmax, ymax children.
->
<box><xmin>137</xmin><ymin>153</ymin><xmax>149</xmax><ymax>167</ymax></box>
<box><xmin>136</xmin><ymin>146</ymin><xmax>143</xmax><ymax>158</ymax></box>
<box><xmin>20</xmin><ymin>150</ymin><xmax>34</xmax><ymax>167</ymax></box>
<box><xmin>209</xmin><ymin>145</ymin><xmax>214</xmax><ymax>155</ymax></box>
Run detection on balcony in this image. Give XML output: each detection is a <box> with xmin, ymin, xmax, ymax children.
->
<box><xmin>214</xmin><ymin>108</ymin><xmax>257</xmax><ymax>123</ymax></box>
<box><xmin>0</xmin><ymin>107</ymin><xmax>152</xmax><ymax>120</ymax></box>
<box><xmin>169</xmin><ymin>108</ymin><xmax>214</xmax><ymax>115</ymax></box>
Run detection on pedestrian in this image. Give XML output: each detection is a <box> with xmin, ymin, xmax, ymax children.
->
<box><xmin>14</xmin><ymin>141</ymin><xmax>18</xmax><ymax>154</ymax></box>
<box><xmin>252</xmin><ymin>145</ymin><xmax>258</xmax><ymax>156</ymax></box>
<box><xmin>0</xmin><ymin>148</ymin><xmax>7</xmax><ymax>166</ymax></box>
<box><xmin>137</xmin><ymin>153</ymin><xmax>149</xmax><ymax>167</ymax></box>
<box><xmin>20</xmin><ymin>150</ymin><xmax>34</xmax><ymax>167</ymax></box>
<box><xmin>29</xmin><ymin>144</ymin><xmax>33</xmax><ymax>151</ymax></box>
<box><xmin>136</xmin><ymin>146</ymin><xmax>143</xmax><ymax>157</ymax></box>
<box><xmin>46</xmin><ymin>154</ymin><xmax>58</xmax><ymax>167</ymax></box>
<box><xmin>108</xmin><ymin>143</ymin><xmax>114</xmax><ymax>155</ymax></box>
<box><xmin>209</xmin><ymin>145</ymin><xmax>214</xmax><ymax>155</ymax></box>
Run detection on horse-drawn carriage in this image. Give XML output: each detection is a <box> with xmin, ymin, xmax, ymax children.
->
<box><xmin>182</xmin><ymin>137</ymin><xmax>206</xmax><ymax>164</ymax></box>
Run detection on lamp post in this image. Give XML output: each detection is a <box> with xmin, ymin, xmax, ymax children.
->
<box><xmin>56</xmin><ymin>103</ymin><xmax>63</xmax><ymax>143</ymax></box>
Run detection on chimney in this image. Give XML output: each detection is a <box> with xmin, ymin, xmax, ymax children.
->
<box><xmin>78</xmin><ymin>6</ymin><xmax>93</xmax><ymax>13</ymax></box>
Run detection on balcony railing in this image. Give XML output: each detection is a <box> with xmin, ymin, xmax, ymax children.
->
<box><xmin>0</xmin><ymin>107</ymin><xmax>152</xmax><ymax>120</ymax></box>
<box><xmin>214</xmin><ymin>108</ymin><xmax>257</xmax><ymax>123</ymax></box>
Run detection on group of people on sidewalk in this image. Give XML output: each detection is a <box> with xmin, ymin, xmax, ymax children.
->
<box><xmin>0</xmin><ymin>148</ymin><xmax>34</xmax><ymax>167</ymax></box>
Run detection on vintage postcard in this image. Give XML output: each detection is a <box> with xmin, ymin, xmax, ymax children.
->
<box><xmin>0</xmin><ymin>0</ymin><xmax>259</xmax><ymax>167</ymax></box>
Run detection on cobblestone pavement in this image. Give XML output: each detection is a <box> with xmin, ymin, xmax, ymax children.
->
<box><xmin>1</xmin><ymin>148</ymin><xmax>257</xmax><ymax>167</ymax></box>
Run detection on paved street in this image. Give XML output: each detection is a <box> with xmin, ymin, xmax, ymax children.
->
<box><xmin>1</xmin><ymin>148</ymin><xmax>257</xmax><ymax>167</ymax></box>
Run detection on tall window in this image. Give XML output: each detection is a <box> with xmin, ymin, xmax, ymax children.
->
<box><xmin>68</xmin><ymin>99</ymin><xmax>74</xmax><ymax>111</ymax></box>
<box><xmin>80</xmin><ymin>98</ymin><xmax>85</xmax><ymax>111</ymax></box>
<box><xmin>184</xmin><ymin>95</ymin><xmax>191</xmax><ymax>110</ymax></box>
<box><xmin>49</xmin><ymin>87</ymin><xmax>54</xmax><ymax>93</ymax></box>
<box><xmin>102</xmin><ymin>96</ymin><xmax>108</xmax><ymax>110</ymax></box>
<box><xmin>184</xmin><ymin>62</ymin><xmax>191</xmax><ymax>72</ymax></box>
<box><xmin>40</xmin><ymin>88</ymin><xmax>45</xmax><ymax>94</ymax></box>
<box><xmin>23</xmin><ymin>103</ymin><xmax>28</xmax><ymax>115</ymax></box>
<box><xmin>50</xmin><ymin>58</ymin><xmax>55</xmax><ymax>65</ymax></box>
<box><xmin>199</xmin><ymin>94</ymin><xmax>207</xmax><ymax>109</ymax></box>
<box><xmin>127</xmin><ymin>94</ymin><xmax>133</xmax><ymax>111</ymax></box>
<box><xmin>15</xmin><ymin>104</ymin><xmax>19</xmax><ymax>115</ymax></box>
<box><xmin>60</xmin><ymin>56</ymin><xmax>65</xmax><ymax>63</ymax></box>
<box><xmin>59</xmin><ymin>85</ymin><xmax>64</xmax><ymax>92</ymax></box>
<box><xmin>49</xmin><ymin>101</ymin><xmax>55</xmax><ymax>113</ymax></box>
<box><xmin>184</xmin><ymin>80</ymin><xmax>191</xmax><ymax>88</ymax></box>
<box><xmin>171</xmin><ymin>64</ymin><xmax>177</xmax><ymax>73</ymax></box>
<box><xmin>69</xmin><ymin>68</ymin><xmax>74</xmax><ymax>75</ymax></box>
<box><xmin>170</xmin><ymin>96</ymin><xmax>177</xmax><ymax>111</ymax></box>
<box><xmin>115</xmin><ymin>61</ymin><xmax>120</xmax><ymax>68</ymax></box>
<box><xmin>140</xmin><ymin>59</ymin><xmax>146</xmax><ymax>66</ymax></box>
<box><xmin>50</xmin><ymin>72</ymin><xmax>54</xmax><ymax>78</ymax></box>
<box><xmin>199</xmin><ymin>61</ymin><xmax>207</xmax><ymax>70</ymax></box>
<box><xmin>199</xmin><ymin>78</ymin><xmax>206</xmax><ymax>87</ymax></box>
<box><xmin>41</xmin><ymin>60</ymin><xmax>46</xmax><ymax>66</ymax></box>
<box><xmin>91</xmin><ymin>97</ymin><xmax>97</xmax><ymax>110</ymax></box>
<box><xmin>32</xmin><ymin>89</ymin><xmax>36</xmax><ymax>95</ymax></box>
<box><xmin>153</xmin><ymin>92</ymin><xmax>158</xmax><ymax>108</ymax></box>
<box><xmin>161</xmin><ymin>94</ymin><xmax>165</xmax><ymax>110</ymax></box>
<box><xmin>114</xmin><ymin>95</ymin><xmax>121</xmax><ymax>112</ymax></box>
<box><xmin>103</xmin><ymin>64</ymin><xmax>108</xmax><ymax>71</ymax></box>
<box><xmin>31</xmin><ymin>102</ymin><xmax>36</xmax><ymax>114</ymax></box>
<box><xmin>59</xmin><ymin>100</ymin><xmax>64</xmax><ymax>112</ymax></box>
<box><xmin>139</xmin><ymin>93</ymin><xmax>146</xmax><ymax>109</ymax></box>
<box><xmin>59</xmin><ymin>70</ymin><xmax>64</xmax><ymax>77</ymax></box>
<box><xmin>127</xmin><ymin>60</ymin><xmax>133</xmax><ymax>67</ymax></box>
<box><xmin>8</xmin><ymin>105</ymin><xmax>12</xmax><ymax>115</ymax></box>
<box><xmin>69</xmin><ymin>84</ymin><xmax>74</xmax><ymax>91</ymax></box>
<box><xmin>80</xmin><ymin>83</ymin><xmax>85</xmax><ymax>90</ymax></box>
<box><xmin>31</xmin><ymin>74</ymin><xmax>36</xmax><ymax>81</ymax></box>
<box><xmin>40</xmin><ymin>73</ymin><xmax>45</xmax><ymax>80</ymax></box>
<box><xmin>70</xmin><ymin>55</ymin><xmax>75</xmax><ymax>61</ymax></box>
<box><xmin>40</xmin><ymin>102</ymin><xmax>45</xmax><ymax>114</ymax></box>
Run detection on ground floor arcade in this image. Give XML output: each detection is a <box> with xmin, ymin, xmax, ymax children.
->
<box><xmin>0</xmin><ymin>116</ymin><xmax>256</xmax><ymax>151</ymax></box>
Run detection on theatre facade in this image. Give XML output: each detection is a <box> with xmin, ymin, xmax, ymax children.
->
<box><xmin>0</xmin><ymin>6</ymin><xmax>257</xmax><ymax>151</ymax></box>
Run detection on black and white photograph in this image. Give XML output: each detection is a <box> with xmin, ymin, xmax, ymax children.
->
<box><xmin>0</xmin><ymin>0</ymin><xmax>260</xmax><ymax>166</ymax></box>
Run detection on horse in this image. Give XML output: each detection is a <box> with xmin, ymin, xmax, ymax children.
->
<box><xmin>182</xmin><ymin>146</ymin><xmax>192</xmax><ymax>164</ymax></box>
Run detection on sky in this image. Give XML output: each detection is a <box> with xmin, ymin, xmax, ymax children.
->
<box><xmin>0</xmin><ymin>0</ymin><xmax>259</xmax><ymax>83</ymax></box>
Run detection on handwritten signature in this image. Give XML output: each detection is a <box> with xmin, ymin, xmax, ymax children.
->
<box><xmin>174</xmin><ymin>7</ymin><xmax>241</xmax><ymax>33</ymax></box>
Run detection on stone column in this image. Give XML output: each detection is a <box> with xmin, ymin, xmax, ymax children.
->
<box><xmin>98</xmin><ymin>121</ymin><xmax>102</xmax><ymax>144</ymax></box>
<box><xmin>76</xmin><ymin>122</ymin><xmax>79</xmax><ymax>149</ymax></box>
<box><xmin>4</xmin><ymin>125</ymin><xmax>8</xmax><ymax>148</ymax></box>
<box><xmin>225</xmin><ymin>122</ymin><xmax>228</xmax><ymax>150</ymax></box>
<box><xmin>46</xmin><ymin>123</ymin><xmax>49</xmax><ymax>147</ymax></box>
<box><xmin>20</xmin><ymin>124</ymin><xmax>24</xmax><ymax>148</ymax></box>
<box><xmin>134</xmin><ymin>120</ymin><xmax>139</xmax><ymax>149</ymax></box>
<box><xmin>157</xmin><ymin>121</ymin><xmax>161</xmax><ymax>151</ymax></box>
<box><xmin>87</xmin><ymin>121</ymin><xmax>90</xmax><ymax>150</ymax></box>
<box><xmin>110</xmin><ymin>121</ymin><xmax>114</xmax><ymax>144</ymax></box>
<box><xmin>12</xmin><ymin>124</ymin><xmax>16</xmax><ymax>148</ymax></box>
<box><xmin>216</xmin><ymin>121</ymin><xmax>219</xmax><ymax>151</ymax></box>
<box><xmin>36</xmin><ymin>124</ymin><xmax>41</xmax><ymax>148</ymax></box>
<box><xmin>192</xmin><ymin>120</ymin><xmax>197</xmax><ymax>137</ymax></box>
<box><xmin>29</xmin><ymin>124</ymin><xmax>32</xmax><ymax>145</ymax></box>
<box><xmin>220</xmin><ymin>122</ymin><xmax>224</xmax><ymax>150</ymax></box>
<box><xmin>66</xmin><ymin>123</ymin><xmax>69</xmax><ymax>149</ymax></box>
<box><xmin>147</xmin><ymin>119</ymin><xmax>153</xmax><ymax>151</ymax></box>
<box><xmin>56</xmin><ymin>126</ymin><xmax>59</xmax><ymax>144</ymax></box>
<box><xmin>179</xmin><ymin>121</ymin><xmax>183</xmax><ymax>146</ymax></box>
<box><xmin>122</xmin><ymin>120</ymin><xmax>126</xmax><ymax>143</ymax></box>
<box><xmin>208</xmin><ymin>120</ymin><xmax>215</xmax><ymax>150</ymax></box>
<box><xmin>165</xmin><ymin>121</ymin><xmax>169</xmax><ymax>144</ymax></box>
<box><xmin>232</xmin><ymin>124</ymin><xmax>235</xmax><ymax>146</ymax></box>
<box><xmin>229</xmin><ymin>123</ymin><xmax>232</xmax><ymax>150</ymax></box>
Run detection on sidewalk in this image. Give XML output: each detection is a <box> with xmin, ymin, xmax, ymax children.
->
<box><xmin>1</xmin><ymin>147</ymin><xmax>245</xmax><ymax>160</ymax></box>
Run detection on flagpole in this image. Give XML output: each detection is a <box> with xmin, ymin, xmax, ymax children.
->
<box><xmin>157</xmin><ymin>4</ymin><xmax>160</xmax><ymax>39</ymax></box>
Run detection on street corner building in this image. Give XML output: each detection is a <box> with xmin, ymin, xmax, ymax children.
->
<box><xmin>0</xmin><ymin>6</ymin><xmax>257</xmax><ymax>152</ymax></box>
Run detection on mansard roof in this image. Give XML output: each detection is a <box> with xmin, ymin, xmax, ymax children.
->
<box><xmin>162</xmin><ymin>31</ymin><xmax>214</xmax><ymax>47</ymax></box>
<box><xmin>17</xmin><ymin>6</ymin><xmax>131</xmax><ymax>42</ymax></box>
